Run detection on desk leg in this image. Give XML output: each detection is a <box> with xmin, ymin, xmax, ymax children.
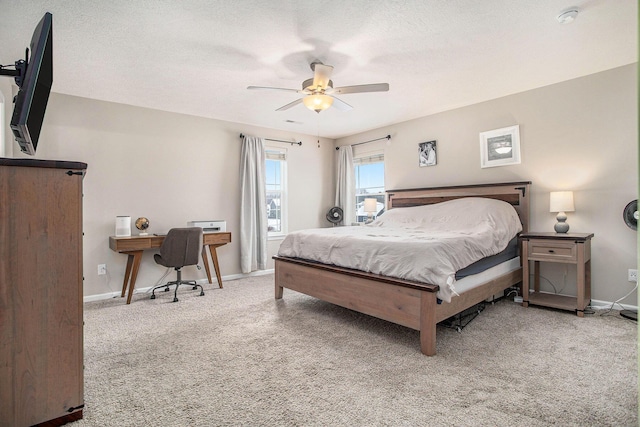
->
<box><xmin>121</xmin><ymin>254</ymin><xmax>135</xmax><ymax>298</ymax></box>
<box><xmin>121</xmin><ymin>251</ymin><xmax>143</xmax><ymax>305</ymax></box>
<box><xmin>208</xmin><ymin>244</ymin><xmax>224</xmax><ymax>288</ymax></box>
<box><xmin>202</xmin><ymin>246</ymin><xmax>213</xmax><ymax>284</ymax></box>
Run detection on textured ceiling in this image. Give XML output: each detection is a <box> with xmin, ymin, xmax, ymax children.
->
<box><xmin>0</xmin><ymin>0</ymin><xmax>637</xmax><ymax>139</ymax></box>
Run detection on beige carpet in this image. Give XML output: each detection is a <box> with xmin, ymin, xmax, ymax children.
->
<box><xmin>74</xmin><ymin>274</ymin><xmax>637</xmax><ymax>426</ymax></box>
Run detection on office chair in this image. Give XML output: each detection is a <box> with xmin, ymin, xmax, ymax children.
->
<box><xmin>150</xmin><ymin>227</ymin><xmax>204</xmax><ymax>302</ymax></box>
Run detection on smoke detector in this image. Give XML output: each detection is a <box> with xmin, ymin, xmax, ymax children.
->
<box><xmin>557</xmin><ymin>9</ymin><xmax>579</xmax><ymax>24</ymax></box>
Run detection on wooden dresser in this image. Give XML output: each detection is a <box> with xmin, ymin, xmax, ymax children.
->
<box><xmin>0</xmin><ymin>158</ymin><xmax>87</xmax><ymax>426</ymax></box>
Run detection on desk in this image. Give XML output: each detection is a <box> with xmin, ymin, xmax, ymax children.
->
<box><xmin>109</xmin><ymin>232</ymin><xmax>232</xmax><ymax>304</ymax></box>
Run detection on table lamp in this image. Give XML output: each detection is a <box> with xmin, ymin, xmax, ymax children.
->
<box><xmin>550</xmin><ymin>191</ymin><xmax>574</xmax><ymax>233</ymax></box>
<box><xmin>364</xmin><ymin>198</ymin><xmax>377</xmax><ymax>224</ymax></box>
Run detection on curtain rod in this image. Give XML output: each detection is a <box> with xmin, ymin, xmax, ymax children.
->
<box><xmin>239</xmin><ymin>133</ymin><xmax>302</xmax><ymax>146</ymax></box>
<box><xmin>335</xmin><ymin>135</ymin><xmax>391</xmax><ymax>150</ymax></box>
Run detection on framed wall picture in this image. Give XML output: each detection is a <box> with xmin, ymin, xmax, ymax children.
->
<box><xmin>419</xmin><ymin>140</ymin><xmax>437</xmax><ymax>167</ymax></box>
<box><xmin>479</xmin><ymin>125</ymin><xmax>521</xmax><ymax>168</ymax></box>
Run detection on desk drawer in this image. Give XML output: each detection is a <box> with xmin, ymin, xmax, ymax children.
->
<box><xmin>527</xmin><ymin>239</ymin><xmax>576</xmax><ymax>263</ymax></box>
<box><xmin>203</xmin><ymin>232</ymin><xmax>232</xmax><ymax>245</ymax></box>
<box><xmin>110</xmin><ymin>237</ymin><xmax>153</xmax><ymax>251</ymax></box>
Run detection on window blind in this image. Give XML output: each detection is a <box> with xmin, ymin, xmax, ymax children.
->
<box><xmin>266</xmin><ymin>150</ymin><xmax>286</xmax><ymax>161</ymax></box>
<box><xmin>353</xmin><ymin>153</ymin><xmax>384</xmax><ymax>165</ymax></box>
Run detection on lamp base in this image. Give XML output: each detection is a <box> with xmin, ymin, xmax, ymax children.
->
<box><xmin>364</xmin><ymin>212</ymin><xmax>374</xmax><ymax>224</ymax></box>
<box><xmin>554</xmin><ymin>212</ymin><xmax>569</xmax><ymax>233</ymax></box>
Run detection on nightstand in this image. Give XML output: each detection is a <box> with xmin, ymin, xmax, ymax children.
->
<box><xmin>520</xmin><ymin>232</ymin><xmax>594</xmax><ymax>317</ymax></box>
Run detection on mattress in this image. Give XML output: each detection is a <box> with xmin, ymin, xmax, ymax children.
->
<box><xmin>278</xmin><ymin>197</ymin><xmax>523</xmax><ymax>302</ymax></box>
<box><xmin>455</xmin><ymin>237</ymin><xmax>519</xmax><ymax>279</ymax></box>
<box><xmin>453</xmin><ymin>256</ymin><xmax>521</xmax><ymax>294</ymax></box>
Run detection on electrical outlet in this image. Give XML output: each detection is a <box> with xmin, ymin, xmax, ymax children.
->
<box><xmin>98</xmin><ymin>264</ymin><xmax>107</xmax><ymax>276</ymax></box>
<box><xmin>628</xmin><ymin>269</ymin><xmax>637</xmax><ymax>283</ymax></box>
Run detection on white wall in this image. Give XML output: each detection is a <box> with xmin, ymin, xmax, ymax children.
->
<box><xmin>1</xmin><ymin>64</ymin><xmax>636</xmax><ymax>305</ymax></box>
<box><xmin>337</xmin><ymin>64</ymin><xmax>638</xmax><ymax>306</ymax></box>
<box><xmin>0</xmin><ymin>78</ymin><xmax>13</xmax><ymax>157</ymax></box>
<box><xmin>0</xmin><ymin>92</ymin><xmax>335</xmax><ymax>298</ymax></box>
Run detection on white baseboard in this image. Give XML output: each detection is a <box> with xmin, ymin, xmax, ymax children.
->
<box><xmin>220</xmin><ymin>268</ymin><xmax>275</xmax><ymax>281</ymax></box>
<box><xmin>590</xmin><ymin>299</ymin><xmax>638</xmax><ymax>311</ymax></box>
<box><xmin>83</xmin><ymin>268</ymin><xmax>275</xmax><ymax>303</ymax></box>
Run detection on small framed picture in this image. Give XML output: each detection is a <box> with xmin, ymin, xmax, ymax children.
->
<box><xmin>419</xmin><ymin>140</ymin><xmax>437</xmax><ymax>167</ymax></box>
<box><xmin>479</xmin><ymin>125</ymin><xmax>521</xmax><ymax>168</ymax></box>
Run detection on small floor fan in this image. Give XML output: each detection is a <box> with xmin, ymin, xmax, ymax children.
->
<box><xmin>621</xmin><ymin>199</ymin><xmax>638</xmax><ymax>321</ymax></box>
<box><xmin>326</xmin><ymin>206</ymin><xmax>344</xmax><ymax>226</ymax></box>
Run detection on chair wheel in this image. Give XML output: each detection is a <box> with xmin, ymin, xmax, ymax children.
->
<box><xmin>173</xmin><ymin>297</ymin><xmax>179</xmax><ymax>302</ymax></box>
<box><xmin>164</xmin><ymin>287</ymin><xmax>170</xmax><ymax>292</ymax></box>
<box><xmin>193</xmin><ymin>286</ymin><xmax>198</xmax><ymax>290</ymax></box>
<box><xmin>199</xmin><ymin>291</ymin><xmax>205</xmax><ymax>296</ymax></box>
<box><xmin>150</xmin><ymin>294</ymin><xmax>156</xmax><ymax>300</ymax></box>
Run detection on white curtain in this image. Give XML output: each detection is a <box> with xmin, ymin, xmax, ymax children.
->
<box><xmin>240</xmin><ymin>135</ymin><xmax>267</xmax><ymax>273</ymax></box>
<box><xmin>335</xmin><ymin>145</ymin><xmax>355</xmax><ymax>226</ymax></box>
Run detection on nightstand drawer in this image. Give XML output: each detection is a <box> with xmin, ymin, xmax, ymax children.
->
<box><xmin>527</xmin><ymin>239</ymin><xmax>577</xmax><ymax>262</ymax></box>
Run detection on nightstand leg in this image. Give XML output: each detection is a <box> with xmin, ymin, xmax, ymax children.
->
<box><xmin>585</xmin><ymin>259</ymin><xmax>592</xmax><ymax>304</ymax></box>
<box><xmin>522</xmin><ymin>242</ymin><xmax>530</xmax><ymax>307</ymax></box>
<box><xmin>576</xmin><ymin>243</ymin><xmax>586</xmax><ymax>317</ymax></box>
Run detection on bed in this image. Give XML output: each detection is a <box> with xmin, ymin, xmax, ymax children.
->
<box><xmin>274</xmin><ymin>181</ymin><xmax>531</xmax><ymax>356</ymax></box>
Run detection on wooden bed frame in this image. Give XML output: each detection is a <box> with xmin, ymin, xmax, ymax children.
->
<box><xmin>274</xmin><ymin>181</ymin><xmax>531</xmax><ymax>356</ymax></box>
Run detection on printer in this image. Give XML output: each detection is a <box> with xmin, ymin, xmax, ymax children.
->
<box><xmin>188</xmin><ymin>220</ymin><xmax>226</xmax><ymax>233</ymax></box>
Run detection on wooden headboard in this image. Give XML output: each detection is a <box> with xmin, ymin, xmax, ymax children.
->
<box><xmin>386</xmin><ymin>181</ymin><xmax>531</xmax><ymax>233</ymax></box>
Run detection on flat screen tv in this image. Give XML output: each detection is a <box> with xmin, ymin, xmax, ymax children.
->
<box><xmin>8</xmin><ymin>12</ymin><xmax>53</xmax><ymax>155</ymax></box>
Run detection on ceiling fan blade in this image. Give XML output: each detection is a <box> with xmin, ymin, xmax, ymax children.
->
<box><xmin>275</xmin><ymin>98</ymin><xmax>304</xmax><ymax>111</ymax></box>
<box><xmin>312</xmin><ymin>63</ymin><xmax>334</xmax><ymax>89</ymax></box>
<box><xmin>329</xmin><ymin>96</ymin><xmax>353</xmax><ymax>111</ymax></box>
<box><xmin>329</xmin><ymin>83</ymin><xmax>389</xmax><ymax>95</ymax></box>
<box><xmin>247</xmin><ymin>86</ymin><xmax>305</xmax><ymax>94</ymax></box>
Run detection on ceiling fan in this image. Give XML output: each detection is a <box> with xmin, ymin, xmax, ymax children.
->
<box><xmin>247</xmin><ymin>61</ymin><xmax>389</xmax><ymax>113</ymax></box>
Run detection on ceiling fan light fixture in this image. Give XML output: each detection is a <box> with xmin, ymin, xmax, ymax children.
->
<box><xmin>303</xmin><ymin>78</ymin><xmax>332</xmax><ymax>91</ymax></box>
<box><xmin>249</xmin><ymin>61</ymin><xmax>387</xmax><ymax>113</ymax></box>
<box><xmin>303</xmin><ymin>94</ymin><xmax>333</xmax><ymax>113</ymax></box>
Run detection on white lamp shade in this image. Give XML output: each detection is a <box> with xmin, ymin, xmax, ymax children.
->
<box><xmin>303</xmin><ymin>94</ymin><xmax>333</xmax><ymax>112</ymax></box>
<box><xmin>550</xmin><ymin>191</ymin><xmax>575</xmax><ymax>213</ymax></box>
<box><xmin>364</xmin><ymin>198</ymin><xmax>377</xmax><ymax>213</ymax></box>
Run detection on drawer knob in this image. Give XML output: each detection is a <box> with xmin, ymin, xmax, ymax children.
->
<box><xmin>548</xmin><ymin>249</ymin><xmax>555</xmax><ymax>253</ymax></box>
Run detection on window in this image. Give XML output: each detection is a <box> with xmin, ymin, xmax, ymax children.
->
<box><xmin>265</xmin><ymin>148</ymin><xmax>287</xmax><ymax>237</ymax></box>
<box><xmin>354</xmin><ymin>152</ymin><xmax>385</xmax><ymax>223</ymax></box>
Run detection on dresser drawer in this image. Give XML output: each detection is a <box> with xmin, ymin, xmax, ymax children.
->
<box><xmin>526</xmin><ymin>239</ymin><xmax>577</xmax><ymax>262</ymax></box>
